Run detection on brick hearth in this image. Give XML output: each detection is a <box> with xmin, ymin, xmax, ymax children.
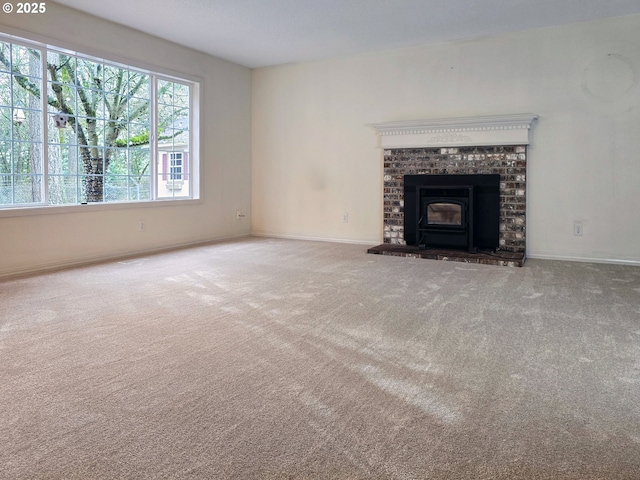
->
<box><xmin>367</xmin><ymin>243</ymin><xmax>525</xmax><ymax>267</ymax></box>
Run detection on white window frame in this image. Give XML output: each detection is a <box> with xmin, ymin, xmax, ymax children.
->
<box><xmin>0</xmin><ymin>29</ymin><xmax>201</xmax><ymax>217</ymax></box>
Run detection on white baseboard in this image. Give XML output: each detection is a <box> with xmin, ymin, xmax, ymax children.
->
<box><xmin>526</xmin><ymin>252</ymin><xmax>640</xmax><ymax>266</ymax></box>
<box><xmin>252</xmin><ymin>235</ymin><xmax>640</xmax><ymax>266</ymax></box>
<box><xmin>7</xmin><ymin>235</ymin><xmax>635</xmax><ymax>278</ymax></box>
<box><xmin>251</xmin><ymin>232</ymin><xmax>377</xmax><ymax>246</ymax></box>
<box><xmin>0</xmin><ymin>234</ymin><xmax>251</xmax><ymax>279</ymax></box>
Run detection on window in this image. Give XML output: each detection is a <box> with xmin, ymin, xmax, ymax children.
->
<box><xmin>158</xmin><ymin>151</ymin><xmax>189</xmax><ymax>194</ymax></box>
<box><xmin>169</xmin><ymin>153</ymin><xmax>183</xmax><ymax>180</ymax></box>
<box><xmin>0</xmin><ymin>42</ymin><xmax>43</xmax><ymax>204</ymax></box>
<box><xmin>157</xmin><ymin>79</ymin><xmax>190</xmax><ymax>197</ymax></box>
<box><xmin>0</xmin><ymin>33</ymin><xmax>198</xmax><ymax>209</ymax></box>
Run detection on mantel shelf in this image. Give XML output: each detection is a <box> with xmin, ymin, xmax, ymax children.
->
<box><xmin>372</xmin><ymin>114</ymin><xmax>538</xmax><ymax>148</ymax></box>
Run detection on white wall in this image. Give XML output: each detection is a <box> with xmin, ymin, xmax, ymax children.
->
<box><xmin>252</xmin><ymin>15</ymin><xmax>640</xmax><ymax>264</ymax></box>
<box><xmin>0</xmin><ymin>3</ymin><xmax>252</xmax><ymax>277</ymax></box>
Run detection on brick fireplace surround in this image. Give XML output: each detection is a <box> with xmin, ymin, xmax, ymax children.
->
<box><xmin>368</xmin><ymin>114</ymin><xmax>538</xmax><ymax>267</ymax></box>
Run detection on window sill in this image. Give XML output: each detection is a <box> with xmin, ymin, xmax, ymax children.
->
<box><xmin>0</xmin><ymin>197</ymin><xmax>203</xmax><ymax>218</ymax></box>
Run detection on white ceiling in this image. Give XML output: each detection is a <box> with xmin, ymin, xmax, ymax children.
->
<box><xmin>53</xmin><ymin>0</ymin><xmax>640</xmax><ymax>69</ymax></box>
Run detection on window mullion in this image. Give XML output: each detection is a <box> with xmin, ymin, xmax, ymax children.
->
<box><xmin>188</xmin><ymin>84</ymin><xmax>193</xmax><ymax>196</ymax></box>
<box><xmin>41</xmin><ymin>45</ymin><xmax>49</xmax><ymax>205</ymax></box>
<box><xmin>9</xmin><ymin>43</ymin><xmax>14</xmax><ymax>205</ymax></box>
<box><xmin>149</xmin><ymin>75</ymin><xmax>157</xmax><ymax>200</ymax></box>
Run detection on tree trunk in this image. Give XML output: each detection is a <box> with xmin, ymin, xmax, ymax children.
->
<box><xmin>83</xmin><ymin>156</ymin><xmax>107</xmax><ymax>202</ymax></box>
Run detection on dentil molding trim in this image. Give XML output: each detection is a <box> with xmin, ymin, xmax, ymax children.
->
<box><xmin>372</xmin><ymin>114</ymin><xmax>538</xmax><ymax>148</ymax></box>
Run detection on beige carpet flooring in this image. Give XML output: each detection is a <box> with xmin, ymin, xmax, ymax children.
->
<box><xmin>1</xmin><ymin>237</ymin><xmax>639</xmax><ymax>479</ymax></box>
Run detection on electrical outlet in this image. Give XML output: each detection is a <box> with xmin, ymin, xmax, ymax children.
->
<box><xmin>574</xmin><ymin>221</ymin><xmax>583</xmax><ymax>236</ymax></box>
<box><xmin>343</xmin><ymin>212</ymin><xmax>349</xmax><ymax>223</ymax></box>
<box><xmin>236</xmin><ymin>210</ymin><xmax>245</xmax><ymax>221</ymax></box>
<box><xmin>139</xmin><ymin>220</ymin><xmax>145</xmax><ymax>231</ymax></box>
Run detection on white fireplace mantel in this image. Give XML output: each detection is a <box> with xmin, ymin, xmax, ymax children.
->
<box><xmin>372</xmin><ymin>114</ymin><xmax>538</xmax><ymax>148</ymax></box>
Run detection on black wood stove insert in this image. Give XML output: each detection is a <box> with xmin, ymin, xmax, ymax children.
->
<box><xmin>404</xmin><ymin>174</ymin><xmax>500</xmax><ymax>252</ymax></box>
